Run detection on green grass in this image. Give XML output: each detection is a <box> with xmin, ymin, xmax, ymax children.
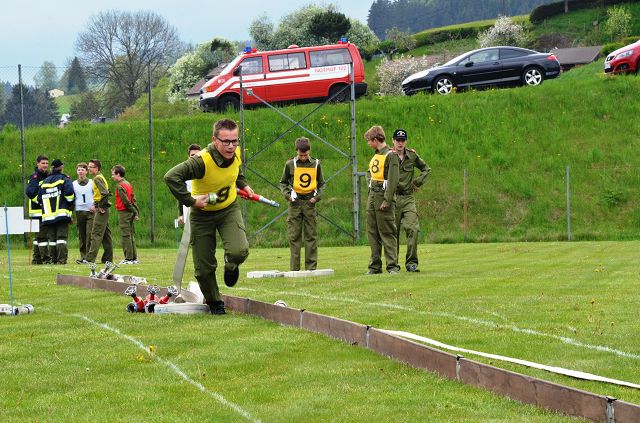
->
<box><xmin>1</xmin><ymin>241</ymin><xmax>639</xmax><ymax>421</ymax></box>
<box><xmin>54</xmin><ymin>94</ymin><xmax>79</xmax><ymax>115</ymax></box>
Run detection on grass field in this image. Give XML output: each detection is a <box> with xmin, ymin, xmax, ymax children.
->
<box><xmin>2</xmin><ymin>241</ymin><xmax>639</xmax><ymax>421</ymax></box>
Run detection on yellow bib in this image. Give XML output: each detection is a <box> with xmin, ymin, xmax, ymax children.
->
<box><xmin>369</xmin><ymin>152</ymin><xmax>389</xmax><ymax>182</ymax></box>
<box><xmin>293</xmin><ymin>160</ymin><xmax>318</xmax><ymax>195</ymax></box>
<box><xmin>92</xmin><ymin>174</ymin><xmax>108</xmax><ymax>202</ymax></box>
<box><xmin>191</xmin><ymin>150</ymin><xmax>240</xmax><ymax>211</ymax></box>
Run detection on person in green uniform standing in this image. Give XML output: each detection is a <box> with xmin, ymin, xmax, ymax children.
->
<box><xmin>279</xmin><ymin>137</ymin><xmax>325</xmax><ymax>271</ymax></box>
<box><xmin>86</xmin><ymin>159</ymin><xmax>114</xmax><ymax>264</ymax></box>
<box><xmin>111</xmin><ymin>164</ymin><xmax>140</xmax><ymax>264</ymax></box>
<box><xmin>164</xmin><ymin>118</ymin><xmax>253</xmax><ymax>315</ymax></box>
<box><xmin>391</xmin><ymin>129</ymin><xmax>431</xmax><ymax>272</ymax></box>
<box><xmin>364</xmin><ymin>125</ymin><xmax>400</xmax><ymax>274</ymax></box>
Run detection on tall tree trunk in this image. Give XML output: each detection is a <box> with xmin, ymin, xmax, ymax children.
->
<box><xmin>564</xmin><ymin>0</ymin><xmax>569</xmax><ymax>13</ymax></box>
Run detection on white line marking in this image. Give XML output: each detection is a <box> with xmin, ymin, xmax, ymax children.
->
<box><xmin>51</xmin><ymin>309</ymin><xmax>260</xmax><ymax>423</ymax></box>
<box><xmin>233</xmin><ymin>287</ymin><xmax>640</xmax><ymax>360</ymax></box>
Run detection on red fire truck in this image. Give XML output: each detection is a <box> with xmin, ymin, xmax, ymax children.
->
<box><xmin>199</xmin><ymin>41</ymin><xmax>367</xmax><ymax>112</ymax></box>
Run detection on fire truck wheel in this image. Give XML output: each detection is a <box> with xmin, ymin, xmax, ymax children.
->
<box><xmin>329</xmin><ymin>85</ymin><xmax>348</xmax><ymax>103</ymax></box>
<box><xmin>218</xmin><ymin>96</ymin><xmax>240</xmax><ymax>112</ymax></box>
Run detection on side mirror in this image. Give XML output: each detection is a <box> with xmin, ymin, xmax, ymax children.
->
<box><xmin>233</xmin><ymin>66</ymin><xmax>242</xmax><ymax>76</ymax></box>
<box><xmin>465</xmin><ymin>61</ymin><xmax>474</xmax><ymax>68</ymax></box>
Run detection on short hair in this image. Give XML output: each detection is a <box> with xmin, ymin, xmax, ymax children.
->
<box><xmin>76</xmin><ymin>162</ymin><xmax>88</xmax><ymax>170</ymax></box>
<box><xmin>295</xmin><ymin>137</ymin><xmax>310</xmax><ymax>152</ymax></box>
<box><xmin>36</xmin><ymin>155</ymin><xmax>48</xmax><ymax>163</ymax></box>
<box><xmin>213</xmin><ymin>119</ymin><xmax>238</xmax><ymax>138</ymax></box>
<box><xmin>89</xmin><ymin>159</ymin><xmax>101</xmax><ymax>171</ymax></box>
<box><xmin>111</xmin><ymin>164</ymin><xmax>126</xmax><ymax>177</ymax></box>
<box><xmin>364</xmin><ymin>125</ymin><xmax>385</xmax><ymax>143</ymax></box>
<box><xmin>188</xmin><ymin>143</ymin><xmax>202</xmax><ymax>154</ymax></box>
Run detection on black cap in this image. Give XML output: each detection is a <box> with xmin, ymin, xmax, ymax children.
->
<box><xmin>52</xmin><ymin>159</ymin><xmax>64</xmax><ymax>168</ymax></box>
<box><xmin>393</xmin><ymin>129</ymin><xmax>407</xmax><ymax>140</ymax></box>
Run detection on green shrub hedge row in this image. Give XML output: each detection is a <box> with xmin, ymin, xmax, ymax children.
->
<box><xmin>600</xmin><ymin>35</ymin><xmax>640</xmax><ymax>56</ymax></box>
<box><xmin>531</xmin><ymin>0</ymin><xmax>640</xmax><ymax>23</ymax></box>
<box><xmin>413</xmin><ymin>24</ymin><xmax>493</xmax><ymax>48</ymax></box>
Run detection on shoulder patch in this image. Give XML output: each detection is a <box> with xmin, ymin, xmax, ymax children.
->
<box><xmin>407</xmin><ymin>148</ymin><xmax>416</xmax><ymax>153</ymax></box>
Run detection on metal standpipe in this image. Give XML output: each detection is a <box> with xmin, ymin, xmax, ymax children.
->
<box><xmin>238</xmin><ymin>62</ymin><xmax>359</xmax><ymax>241</ymax></box>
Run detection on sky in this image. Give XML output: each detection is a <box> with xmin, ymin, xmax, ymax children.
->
<box><xmin>0</xmin><ymin>0</ymin><xmax>370</xmax><ymax>83</ymax></box>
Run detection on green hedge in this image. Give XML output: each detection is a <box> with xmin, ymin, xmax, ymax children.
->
<box><xmin>531</xmin><ymin>0</ymin><xmax>640</xmax><ymax>23</ymax></box>
<box><xmin>600</xmin><ymin>35</ymin><xmax>640</xmax><ymax>56</ymax></box>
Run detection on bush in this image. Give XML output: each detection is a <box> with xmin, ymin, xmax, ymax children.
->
<box><xmin>376</xmin><ymin>55</ymin><xmax>432</xmax><ymax>96</ymax></box>
<box><xmin>600</xmin><ymin>35</ymin><xmax>640</xmax><ymax>56</ymax></box>
<box><xmin>604</xmin><ymin>5</ymin><xmax>632</xmax><ymax>41</ymax></box>
<box><xmin>414</xmin><ymin>25</ymin><xmax>491</xmax><ymax>47</ymax></box>
<box><xmin>478</xmin><ymin>16</ymin><xmax>528</xmax><ymax>48</ymax></box>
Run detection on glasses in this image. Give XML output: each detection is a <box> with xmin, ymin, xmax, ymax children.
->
<box><xmin>216</xmin><ymin>137</ymin><xmax>239</xmax><ymax>146</ymax></box>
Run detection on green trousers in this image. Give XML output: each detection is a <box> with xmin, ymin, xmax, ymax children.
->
<box><xmin>366</xmin><ymin>191</ymin><xmax>399</xmax><ymax>273</ymax></box>
<box><xmin>118</xmin><ymin>210</ymin><xmax>137</xmax><ymax>260</ymax></box>
<box><xmin>86</xmin><ymin>208</ymin><xmax>113</xmax><ymax>264</ymax></box>
<box><xmin>395</xmin><ymin>194</ymin><xmax>421</xmax><ymax>269</ymax></box>
<box><xmin>32</xmin><ymin>220</ymin><xmax>50</xmax><ymax>264</ymax></box>
<box><xmin>190</xmin><ymin>201</ymin><xmax>249</xmax><ymax>305</ymax></box>
<box><xmin>43</xmin><ymin>221</ymin><xmax>70</xmax><ymax>264</ymax></box>
<box><xmin>287</xmin><ymin>200</ymin><xmax>318</xmax><ymax>271</ymax></box>
<box><xmin>75</xmin><ymin>210</ymin><xmax>93</xmax><ymax>261</ymax></box>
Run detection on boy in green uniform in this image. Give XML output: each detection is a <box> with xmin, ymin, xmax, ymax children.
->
<box><xmin>164</xmin><ymin>118</ymin><xmax>253</xmax><ymax>315</ymax></box>
<box><xmin>86</xmin><ymin>159</ymin><xmax>114</xmax><ymax>264</ymax></box>
<box><xmin>111</xmin><ymin>164</ymin><xmax>140</xmax><ymax>264</ymax></box>
<box><xmin>392</xmin><ymin>129</ymin><xmax>431</xmax><ymax>272</ymax></box>
<box><xmin>364</xmin><ymin>125</ymin><xmax>400</xmax><ymax>274</ymax></box>
<box><xmin>279</xmin><ymin>137</ymin><xmax>325</xmax><ymax>271</ymax></box>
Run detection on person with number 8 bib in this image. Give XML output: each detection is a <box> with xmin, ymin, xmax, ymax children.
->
<box><xmin>364</xmin><ymin>125</ymin><xmax>400</xmax><ymax>275</ymax></box>
<box><xmin>279</xmin><ymin>137</ymin><xmax>325</xmax><ymax>271</ymax></box>
<box><xmin>164</xmin><ymin>118</ymin><xmax>253</xmax><ymax>315</ymax></box>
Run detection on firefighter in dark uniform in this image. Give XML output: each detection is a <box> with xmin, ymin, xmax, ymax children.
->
<box><xmin>26</xmin><ymin>155</ymin><xmax>50</xmax><ymax>264</ymax></box>
<box><xmin>164</xmin><ymin>118</ymin><xmax>253</xmax><ymax>315</ymax></box>
<box><xmin>37</xmin><ymin>159</ymin><xmax>75</xmax><ymax>264</ymax></box>
<box><xmin>279</xmin><ymin>137</ymin><xmax>325</xmax><ymax>271</ymax></box>
<box><xmin>392</xmin><ymin>129</ymin><xmax>431</xmax><ymax>272</ymax></box>
<box><xmin>364</xmin><ymin>125</ymin><xmax>400</xmax><ymax>274</ymax></box>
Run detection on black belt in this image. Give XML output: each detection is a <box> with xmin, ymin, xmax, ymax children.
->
<box><xmin>370</xmin><ymin>187</ymin><xmax>385</xmax><ymax>193</ymax></box>
<box><xmin>396</xmin><ymin>191</ymin><xmax>412</xmax><ymax>196</ymax></box>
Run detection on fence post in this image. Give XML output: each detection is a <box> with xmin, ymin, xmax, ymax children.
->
<box><xmin>463</xmin><ymin>169</ymin><xmax>468</xmax><ymax>242</ymax></box>
<box><xmin>566</xmin><ymin>165</ymin><xmax>571</xmax><ymax>241</ymax></box>
<box><xmin>148</xmin><ymin>63</ymin><xmax>155</xmax><ymax>243</ymax></box>
<box><xmin>18</xmin><ymin>64</ymin><xmax>27</xmax><ymax>246</ymax></box>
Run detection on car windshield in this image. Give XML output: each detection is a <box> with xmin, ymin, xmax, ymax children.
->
<box><xmin>221</xmin><ymin>56</ymin><xmax>243</xmax><ymax>75</ymax></box>
<box><xmin>443</xmin><ymin>51</ymin><xmax>473</xmax><ymax>66</ymax></box>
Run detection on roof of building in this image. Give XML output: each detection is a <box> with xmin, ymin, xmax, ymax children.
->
<box><xmin>550</xmin><ymin>46</ymin><xmax>602</xmax><ymax>65</ymax></box>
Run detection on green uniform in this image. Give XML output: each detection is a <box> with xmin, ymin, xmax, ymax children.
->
<box><xmin>164</xmin><ymin>143</ymin><xmax>250</xmax><ymax>305</ymax></box>
<box><xmin>115</xmin><ymin>179</ymin><xmax>140</xmax><ymax>261</ymax></box>
<box><xmin>86</xmin><ymin>172</ymin><xmax>113</xmax><ymax>264</ymax></box>
<box><xmin>395</xmin><ymin>148</ymin><xmax>431</xmax><ymax>271</ymax></box>
<box><xmin>279</xmin><ymin>156</ymin><xmax>325</xmax><ymax>271</ymax></box>
<box><xmin>367</xmin><ymin>145</ymin><xmax>400</xmax><ymax>273</ymax></box>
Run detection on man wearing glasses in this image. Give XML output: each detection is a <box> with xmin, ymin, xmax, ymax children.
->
<box><xmin>164</xmin><ymin>119</ymin><xmax>253</xmax><ymax>315</ymax></box>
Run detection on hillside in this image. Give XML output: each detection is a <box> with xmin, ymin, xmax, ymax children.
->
<box><xmin>2</xmin><ymin>59</ymin><xmax>639</xmax><ymax>249</ymax></box>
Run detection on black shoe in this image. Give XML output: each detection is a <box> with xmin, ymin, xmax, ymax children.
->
<box><xmin>365</xmin><ymin>270</ymin><xmax>382</xmax><ymax>275</ymax></box>
<box><xmin>406</xmin><ymin>264</ymin><xmax>420</xmax><ymax>272</ymax></box>
<box><xmin>224</xmin><ymin>267</ymin><xmax>239</xmax><ymax>287</ymax></box>
<box><xmin>209</xmin><ymin>301</ymin><xmax>226</xmax><ymax>315</ymax></box>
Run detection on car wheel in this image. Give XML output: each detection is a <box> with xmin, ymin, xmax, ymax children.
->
<box><xmin>329</xmin><ymin>85</ymin><xmax>349</xmax><ymax>102</ymax></box>
<box><xmin>218</xmin><ymin>95</ymin><xmax>239</xmax><ymax>112</ymax></box>
<box><xmin>523</xmin><ymin>67</ymin><xmax>544</xmax><ymax>86</ymax></box>
<box><xmin>635</xmin><ymin>59</ymin><xmax>640</xmax><ymax>75</ymax></box>
<box><xmin>433</xmin><ymin>76</ymin><xmax>454</xmax><ymax>95</ymax></box>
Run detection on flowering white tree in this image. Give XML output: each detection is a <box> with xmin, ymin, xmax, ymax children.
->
<box><xmin>478</xmin><ymin>16</ymin><xmax>527</xmax><ymax>48</ymax></box>
<box><xmin>377</xmin><ymin>55</ymin><xmax>432</xmax><ymax>96</ymax></box>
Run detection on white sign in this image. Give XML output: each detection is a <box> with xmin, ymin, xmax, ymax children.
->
<box><xmin>0</xmin><ymin>207</ymin><xmax>39</xmax><ymax>234</ymax></box>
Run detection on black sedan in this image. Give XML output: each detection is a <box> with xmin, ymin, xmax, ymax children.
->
<box><xmin>402</xmin><ymin>46</ymin><xmax>561</xmax><ymax>95</ymax></box>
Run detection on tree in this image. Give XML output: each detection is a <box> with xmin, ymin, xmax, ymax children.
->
<box><xmin>249</xmin><ymin>15</ymin><xmax>274</xmax><ymax>50</ymax></box>
<box><xmin>70</xmin><ymin>91</ymin><xmax>102</xmax><ymax>120</ymax></box>
<box><xmin>308</xmin><ymin>10</ymin><xmax>351</xmax><ymax>41</ymax></box>
<box><xmin>1</xmin><ymin>84</ymin><xmax>58</xmax><ymax>127</ymax></box>
<box><xmin>76</xmin><ymin>10</ymin><xmax>183</xmax><ymax>108</ymax></box>
<box><xmin>605</xmin><ymin>5</ymin><xmax>632</xmax><ymax>41</ymax></box>
<box><xmin>478</xmin><ymin>16</ymin><xmax>527</xmax><ymax>48</ymax></box>
<box><xmin>66</xmin><ymin>57</ymin><xmax>87</xmax><ymax>94</ymax></box>
<box><xmin>33</xmin><ymin>61</ymin><xmax>59</xmax><ymax>91</ymax></box>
